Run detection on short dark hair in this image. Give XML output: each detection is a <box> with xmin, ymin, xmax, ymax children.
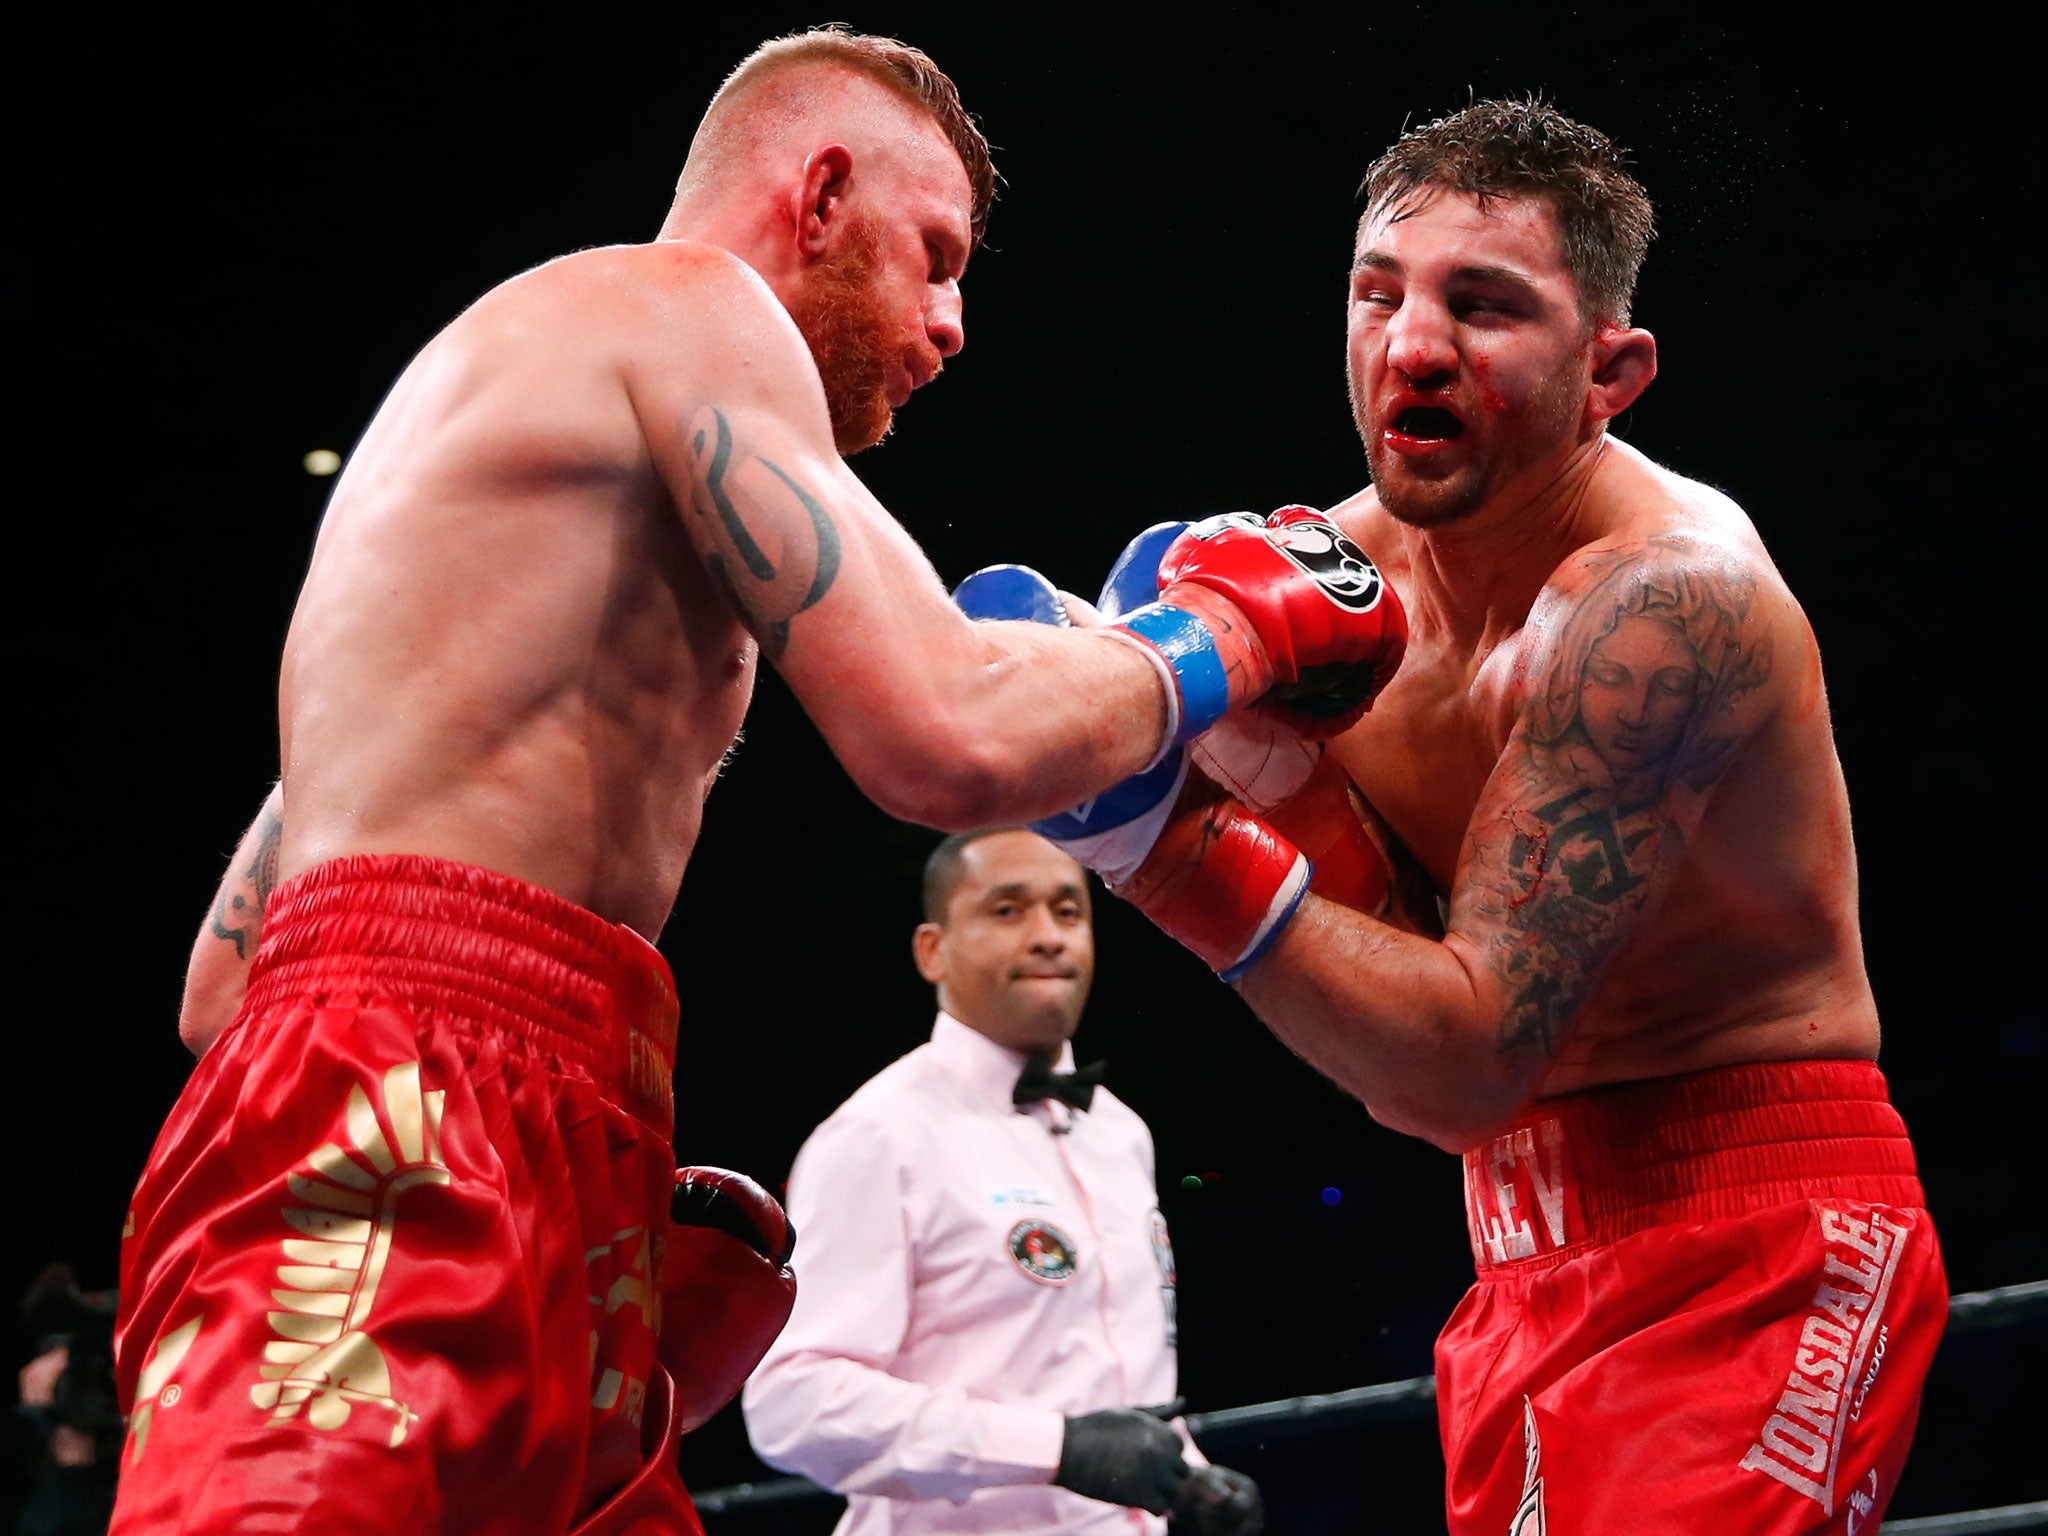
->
<box><xmin>1359</xmin><ymin>96</ymin><xmax>1655</xmax><ymax>325</ymax></box>
<box><xmin>921</xmin><ymin>828</ymin><xmax>1020</xmax><ymax>924</ymax></box>
<box><xmin>716</xmin><ymin>27</ymin><xmax>999</xmax><ymax>250</ymax></box>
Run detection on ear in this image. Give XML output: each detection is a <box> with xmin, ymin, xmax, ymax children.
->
<box><xmin>794</xmin><ymin>144</ymin><xmax>856</xmax><ymax>261</ymax></box>
<box><xmin>1587</xmin><ymin>325</ymin><xmax>1657</xmax><ymax>425</ymax></box>
<box><xmin>912</xmin><ymin>921</ymin><xmax>946</xmax><ymax>985</ymax></box>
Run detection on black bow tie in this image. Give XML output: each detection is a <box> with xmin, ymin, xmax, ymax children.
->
<box><xmin>1013</xmin><ymin>1058</ymin><xmax>1107</xmax><ymax>1113</ymax></box>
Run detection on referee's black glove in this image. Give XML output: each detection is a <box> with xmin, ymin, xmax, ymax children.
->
<box><xmin>1171</xmin><ymin>1463</ymin><xmax>1264</xmax><ymax>1536</ymax></box>
<box><xmin>1054</xmin><ymin>1403</ymin><xmax>1190</xmax><ymax>1513</ymax></box>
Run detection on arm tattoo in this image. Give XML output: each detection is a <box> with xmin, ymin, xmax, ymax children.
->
<box><xmin>1475</xmin><ymin>540</ymin><xmax>1773</xmax><ymax>1058</ymax></box>
<box><xmin>684</xmin><ymin>407</ymin><xmax>842</xmax><ymax>660</ymax></box>
<box><xmin>207</xmin><ymin>802</ymin><xmax>284</xmax><ymax>960</ymax></box>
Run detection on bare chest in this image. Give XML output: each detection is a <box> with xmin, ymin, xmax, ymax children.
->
<box><xmin>1330</xmin><ymin>630</ymin><xmax>1527</xmax><ymax>887</ymax></box>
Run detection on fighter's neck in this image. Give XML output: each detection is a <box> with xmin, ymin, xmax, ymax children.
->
<box><xmin>1397</xmin><ymin>435</ymin><xmax>1631</xmax><ymax>638</ymax></box>
<box><xmin>653</xmin><ymin>200</ymin><xmax>800</xmax><ymax>305</ymax></box>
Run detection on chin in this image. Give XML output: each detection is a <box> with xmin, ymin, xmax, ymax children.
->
<box><xmin>1363</xmin><ymin>443</ymin><xmax>1472</xmax><ymax>527</ymax></box>
<box><xmin>1373</xmin><ymin>473</ymin><xmax>1487</xmax><ymax>528</ymax></box>
<box><xmin>832</xmin><ymin>395</ymin><xmax>895</xmax><ymax>456</ymax></box>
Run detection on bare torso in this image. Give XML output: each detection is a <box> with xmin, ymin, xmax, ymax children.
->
<box><xmin>1327</xmin><ymin>441</ymin><xmax>1878</xmax><ymax>1096</ymax></box>
<box><xmin>279</xmin><ymin>248</ymin><xmax>759</xmax><ymax>938</ymax></box>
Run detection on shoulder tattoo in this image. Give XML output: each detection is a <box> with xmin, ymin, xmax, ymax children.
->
<box><xmin>683</xmin><ymin>406</ymin><xmax>842</xmax><ymax>660</ymax></box>
<box><xmin>1473</xmin><ymin>538</ymin><xmax>1775</xmax><ymax>1058</ymax></box>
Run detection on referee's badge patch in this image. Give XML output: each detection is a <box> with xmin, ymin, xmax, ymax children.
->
<box><xmin>1008</xmin><ymin>1220</ymin><xmax>1079</xmax><ymax>1285</ymax></box>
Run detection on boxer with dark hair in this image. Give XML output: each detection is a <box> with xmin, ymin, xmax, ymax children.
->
<box><xmin>114</xmin><ymin>28</ymin><xmax>1403</xmax><ymax>1536</ymax></box>
<box><xmin>1018</xmin><ymin>98</ymin><xmax>1945</xmax><ymax>1534</ymax></box>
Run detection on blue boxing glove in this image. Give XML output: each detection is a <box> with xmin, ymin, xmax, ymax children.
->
<box><xmin>952</xmin><ymin>542</ymin><xmax>1190</xmax><ymax>886</ymax></box>
<box><xmin>949</xmin><ymin>563</ymin><xmax>1073</xmax><ymax>629</ymax></box>
<box><xmin>1093</xmin><ymin>521</ymin><xmax>1190</xmax><ymax>625</ymax></box>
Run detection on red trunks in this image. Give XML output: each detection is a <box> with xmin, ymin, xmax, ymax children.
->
<box><xmin>110</xmin><ymin>855</ymin><xmax>701</xmax><ymax>1535</ymax></box>
<box><xmin>1437</xmin><ymin>1060</ymin><xmax>1946</xmax><ymax>1536</ymax></box>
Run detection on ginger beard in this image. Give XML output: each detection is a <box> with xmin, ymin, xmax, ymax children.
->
<box><xmin>787</xmin><ymin>215</ymin><xmax>938</xmax><ymax>455</ymax></box>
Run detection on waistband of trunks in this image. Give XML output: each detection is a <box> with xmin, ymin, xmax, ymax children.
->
<box><xmin>1461</xmin><ymin>1059</ymin><xmax>1922</xmax><ymax>1275</ymax></box>
<box><xmin>244</xmin><ymin>854</ymin><xmax>678</xmax><ymax>1131</ymax></box>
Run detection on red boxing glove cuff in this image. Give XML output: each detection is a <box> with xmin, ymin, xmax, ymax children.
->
<box><xmin>1114</xmin><ymin>795</ymin><xmax>1310</xmax><ymax>981</ymax></box>
<box><xmin>1143</xmin><ymin>582</ymin><xmax>1277</xmax><ymax>722</ymax></box>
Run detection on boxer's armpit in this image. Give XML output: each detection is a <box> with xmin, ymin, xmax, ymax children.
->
<box><xmin>208</xmin><ymin>796</ymin><xmax>283</xmax><ymax>961</ymax></box>
<box><xmin>681</xmin><ymin>405</ymin><xmax>842</xmax><ymax>661</ymax></box>
<box><xmin>1459</xmin><ymin>538</ymin><xmax>1776</xmax><ymax>1061</ymax></box>
<box><xmin>1365</xmin><ymin>796</ymin><xmax>1445</xmax><ymax>940</ymax></box>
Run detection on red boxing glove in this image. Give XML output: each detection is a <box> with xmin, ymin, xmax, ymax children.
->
<box><xmin>1158</xmin><ymin>506</ymin><xmax>1408</xmax><ymax>737</ymax></box>
<box><xmin>658</xmin><ymin>1167</ymin><xmax>797</xmax><ymax>1434</ymax></box>
<box><xmin>1114</xmin><ymin>778</ymin><xmax>1311</xmax><ymax>982</ymax></box>
<box><xmin>1263</xmin><ymin>755</ymin><xmax>1394</xmax><ymax>918</ymax></box>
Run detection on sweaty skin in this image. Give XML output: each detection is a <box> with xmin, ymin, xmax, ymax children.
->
<box><xmin>1239</xmin><ymin>190</ymin><xmax>1875</xmax><ymax>1150</ymax></box>
<box><xmin>186</xmin><ymin>78</ymin><xmax>1172</xmax><ymax>1053</ymax></box>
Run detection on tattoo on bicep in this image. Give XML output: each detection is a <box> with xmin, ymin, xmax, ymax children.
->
<box><xmin>207</xmin><ymin>803</ymin><xmax>284</xmax><ymax>961</ymax></box>
<box><xmin>208</xmin><ymin>883</ymin><xmax>251</xmax><ymax>959</ymax></box>
<box><xmin>1475</xmin><ymin>541</ymin><xmax>1774</xmax><ymax>1058</ymax></box>
<box><xmin>683</xmin><ymin>406</ymin><xmax>843</xmax><ymax>660</ymax></box>
<box><xmin>248</xmin><ymin>804</ymin><xmax>282</xmax><ymax>908</ymax></box>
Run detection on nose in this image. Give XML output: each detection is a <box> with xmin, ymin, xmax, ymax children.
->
<box><xmin>1620</xmin><ymin>680</ymin><xmax>1656</xmax><ymax>725</ymax></box>
<box><xmin>1023</xmin><ymin>906</ymin><xmax>1066</xmax><ymax>953</ymax></box>
<box><xmin>1384</xmin><ymin>295</ymin><xmax>1456</xmax><ymax>387</ymax></box>
<box><xmin>926</xmin><ymin>279</ymin><xmax>964</xmax><ymax>359</ymax></box>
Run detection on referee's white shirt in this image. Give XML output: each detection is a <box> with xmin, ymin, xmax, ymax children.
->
<box><xmin>742</xmin><ymin>1011</ymin><xmax>1198</xmax><ymax>1535</ymax></box>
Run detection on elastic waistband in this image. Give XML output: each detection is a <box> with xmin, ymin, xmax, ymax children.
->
<box><xmin>1462</xmin><ymin>1060</ymin><xmax>1921</xmax><ymax>1275</ymax></box>
<box><xmin>244</xmin><ymin>854</ymin><xmax>678</xmax><ymax>1133</ymax></box>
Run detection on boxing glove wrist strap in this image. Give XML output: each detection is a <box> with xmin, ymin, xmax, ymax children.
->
<box><xmin>1114</xmin><ymin>799</ymin><xmax>1310</xmax><ymax>983</ymax></box>
<box><xmin>1035</xmin><ymin>752</ymin><xmax>1191</xmax><ymax>887</ymax></box>
<box><xmin>1101</xmin><ymin>624</ymin><xmax>1187</xmax><ymax>766</ymax></box>
<box><xmin>1113</xmin><ymin>583</ymin><xmax>1273</xmax><ymax>749</ymax></box>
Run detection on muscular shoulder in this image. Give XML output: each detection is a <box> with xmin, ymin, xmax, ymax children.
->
<box><xmin>1521</xmin><ymin>522</ymin><xmax>1803</xmax><ymax>805</ymax></box>
<box><xmin>550</xmin><ymin>242</ymin><xmax>835</xmax><ymax>464</ymax></box>
<box><xmin>1546</xmin><ymin>445</ymin><xmax>1800</xmax><ymax>647</ymax></box>
<box><xmin>457</xmin><ymin>242</ymin><xmax>790</xmax><ymax>363</ymax></box>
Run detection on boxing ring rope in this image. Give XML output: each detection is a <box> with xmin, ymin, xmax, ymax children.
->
<box><xmin>692</xmin><ymin>1280</ymin><xmax>2048</xmax><ymax>1531</ymax></box>
<box><xmin>1886</xmin><ymin>1506</ymin><xmax>2048</xmax><ymax>1536</ymax></box>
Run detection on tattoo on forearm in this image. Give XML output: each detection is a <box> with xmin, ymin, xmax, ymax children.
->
<box><xmin>1475</xmin><ymin>539</ymin><xmax>1773</xmax><ymax>1059</ymax></box>
<box><xmin>207</xmin><ymin>803</ymin><xmax>283</xmax><ymax>960</ymax></box>
<box><xmin>684</xmin><ymin>407</ymin><xmax>842</xmax><ymax>659</ymax></box>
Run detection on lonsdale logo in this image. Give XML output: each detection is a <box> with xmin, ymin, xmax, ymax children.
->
<box><xmin>1737</xmin><ymin>1207</ymin><xmax>1909</xmax><ymax>1513</ymax></box>
<box><xmin>251</xmin><ymin>1062</ymin><xmax>450</xmax><ymax>1447</ymax></box>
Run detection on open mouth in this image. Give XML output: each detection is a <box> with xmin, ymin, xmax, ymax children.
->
<box><xmin>1391</xmin><ymin>406</ymin><xmax>1465</xmax><ymax>442</ymax></box>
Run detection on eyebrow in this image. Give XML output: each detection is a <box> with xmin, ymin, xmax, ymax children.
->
<box><xmin>982</xmin><ymin>882</ymin><xmax>1087</xmax><ymax>905</ymax></box>
<box><xmin>1351</xmin><ymin>252</ymin><xmax>1542</xmax><ymax>293</ymax></box>
<box><xmin>930</xmin><ymin>225</ymin><xmax>970</xmax><ymax>278</ymax></box>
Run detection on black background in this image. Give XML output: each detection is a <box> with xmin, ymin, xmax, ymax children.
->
<box><xmin>16</xmin><ymin>6</ymin><xmax>2040</xmax><ymax>1530</ymax></box>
